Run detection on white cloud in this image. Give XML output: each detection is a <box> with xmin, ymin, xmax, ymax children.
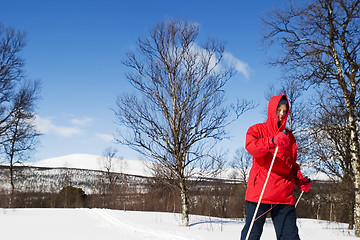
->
<box><xmin>223</xmin><ymin>52</ymin><xmax>252</xmax><ymax>79</ymax></box>
<box><xmin>35</xmin><ymin>116</ymin><xmax>83</xmax><ymax>137</ymax></box>
<box><xmin>188</xmin><ymin>44</ymin><xmax>252</xmax><ymax>79</ymax></box>
<box><xmin>95</xmin><ymin>133</ymin><xmax>115</xmax><ymax>143</ymax></box>
<box><xmin>189</xmin><ymin>43</ymin><xmax>221</xmax><ymax>72</ymax></box>
<box><xmin>53</xmin><ymin>126</ymin><xmax>82</xmax><ymax>137</ymax></box>
<box><xmin>70</xmin><ymin>117</ymin><xmax>94</xmax><ymax>126</ymax></box>
<box><xmin>35</xmin><ymin>116</ymin><xmax>114</xmax><ymax>144</ymax></box>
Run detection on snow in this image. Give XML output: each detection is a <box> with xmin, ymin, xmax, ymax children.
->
<box><xmin>0</xmin><ymin>208</ymin><xmax>356</xmax><ymax>240</ymax></box>
<box><xmin>29</xmin><ymin>153</ymin><xmax>151</xmax><ymax>177</ymax></box>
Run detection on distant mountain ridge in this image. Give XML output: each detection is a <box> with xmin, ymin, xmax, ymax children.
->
<box><xmin>29</xmin><ymin>153</ymin><xmax>151</xmax><ymax>177</ymax></box>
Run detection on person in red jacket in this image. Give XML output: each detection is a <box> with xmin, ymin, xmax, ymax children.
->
<box><xmin>240</xmin><ymin>94</ymin><xmax>311</xmax><ymax>240</ymax></box>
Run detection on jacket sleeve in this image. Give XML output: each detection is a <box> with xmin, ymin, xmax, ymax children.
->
<box><xmin>245</xmin><ymin>124</ymin><xmax>275</xmax><ymax>158</ymax></box>
<box><xmin>292</xmin><ymin>161</ymin><xmax>308</xmax><ymax>189</ymax></box>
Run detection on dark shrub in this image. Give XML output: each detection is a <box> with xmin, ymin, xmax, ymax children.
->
<box><xmin>55</xmin><ymin>186</ymin><xmax>86</xmax><ymax>208</ymax></box>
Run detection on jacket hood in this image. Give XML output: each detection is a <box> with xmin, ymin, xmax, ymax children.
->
<box><xmin>266</xmin><ymin>94</ymin><xmax>289</xmax><ymax>134</ymax></box>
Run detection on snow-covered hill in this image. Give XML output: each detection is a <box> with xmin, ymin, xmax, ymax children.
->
<box><xmin>0</xmin><ymin>208</ymin><xmax>356</xmax><ymax>240</ymax></box>
<box><xmin>29</xmin><ymin>153</ymin><xmax>151</xmax><ymax>177</ymax></box>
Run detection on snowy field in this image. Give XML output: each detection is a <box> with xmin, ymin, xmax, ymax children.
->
<box><xmin>0</xmin><ymin>208</ymin><xmax>356</xmax><ymax>240</ymax></box>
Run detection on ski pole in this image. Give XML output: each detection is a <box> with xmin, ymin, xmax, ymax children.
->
<box><xmin>245</xmin><ymin>146</ymin><xmax>279</xmax><ymax>240</ymax></box>
<box><xmin>295</xmin><ymin>191</ymin><xmax>304</xmax><ymax>208</ymax></box>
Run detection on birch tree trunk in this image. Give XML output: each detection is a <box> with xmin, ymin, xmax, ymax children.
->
<box><xmin>348</xmin><ymin>109</ymin><xmax>360</xmax><ymax>235</ymax></box>
<box><xmin>179</xmin><ymin>178</ymin><xmax>189</xmax><ymax>226</ymax></box>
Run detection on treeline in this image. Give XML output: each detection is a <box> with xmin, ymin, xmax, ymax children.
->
<box><xmin>0</xmin><ymin>165</ymin><xmax>351</xmax><ymax>226</ymax></box>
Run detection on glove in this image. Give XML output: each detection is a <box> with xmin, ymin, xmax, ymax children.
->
<box><xmin>273</xmin><ymin>132</ymin><xmax>290</xmax><ymax>148</ymax></box>
<box><xmin>300</xmin><ymin>177</ymin><xmax>311</xmax><ymax>192</ymax></box>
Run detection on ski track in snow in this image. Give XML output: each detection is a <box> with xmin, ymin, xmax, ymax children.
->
<box><xmin>90</xmin><ymin>208</ymin><xmax>190</xmax><ymax>240</ymax></box>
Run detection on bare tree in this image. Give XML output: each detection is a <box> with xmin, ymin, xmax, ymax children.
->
<box><xmin>99</xmin><ymin>147</ymin><xmax>125</xmax><ymax>188</ymax></box>
<box><xmin>307</xmin><ymin>87</ymin><xmax>355</xmax><ymax>227</ymax></box>
<box><xmin>98</xmin><ymin>147</ymin><xmax>125</xmax><ymax>208</ymax></box>
<box><xmin>262</xmin><ymin>1</ymin><xmax>360</xmax><ymax>234</ymax></box>
<box><xmin>230</xmin><ymin>148</ymin><xmax>252</xmax><ymax>185</ymax></box>
<box><xmin>229</xmin><ymin>148</ymin><xmax>252</xmax><ymax>218</ymax></box>
<box><xmin>0</xmin><ymin>23</ymin><xmax>27</xmax><ymax>135</ymax></box>
<box><xmin>114</xmin><ymin>19</ymin><xmax>255</xmax><ymax>226</ymax></box>
<box><xmin>0</xmin><ymin>23</ymin><xmax>41</xmax><ymax>207</ymax></box>
<box><xmin>3</xmin><ymin>80</ymin><xmax>41</xmax><ymax>207</ymax></box>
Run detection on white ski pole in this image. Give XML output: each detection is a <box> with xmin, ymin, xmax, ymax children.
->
<box><xmin>245</xmin><ymin>146</ymin><xmax>279</xmax><ymax>240</ymax></box>
<box><xmin>295</xmin><ymin>191</ymin><xmax>304</xmax><ymax>208</ymax></box>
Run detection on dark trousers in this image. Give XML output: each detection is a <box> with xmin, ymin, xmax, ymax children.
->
<box><xmin>240</xmin><ymin>201</ymin><xmax>300</xmax><ymax>240</ymax></box>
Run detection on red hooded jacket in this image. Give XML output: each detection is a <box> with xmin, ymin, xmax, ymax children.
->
<box><xmin>245</xmin><ymin>94</ymin><xmax>308</xmax><ymax>205</ymax></box>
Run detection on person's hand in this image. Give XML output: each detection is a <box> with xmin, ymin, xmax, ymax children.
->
<box><xmin>300</xmin><ymin>177</ymin><xmax>311</xmax><ymax>192</ymax></box>
<box><xmin>273</xmin><ymin>132</ymin><xmax>290</xmax><ymax>148</ymax></box>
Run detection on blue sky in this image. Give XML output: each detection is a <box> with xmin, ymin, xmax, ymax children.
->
<box><xmin>0</xmin><ymin>0</ymin><xmax>284</xmax><ymax>161</ymax></box>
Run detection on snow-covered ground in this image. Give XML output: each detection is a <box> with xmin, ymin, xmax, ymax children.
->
<box><xmin>0</xmin><ymin>208</ymin><xmax>356</xmax><ymax>240</ymax></box>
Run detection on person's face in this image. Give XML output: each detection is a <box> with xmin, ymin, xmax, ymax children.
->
<box><xmin>276</xmin><ymin>104</ymin><xmax>288</xmax><ymax>122</ymax></box>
